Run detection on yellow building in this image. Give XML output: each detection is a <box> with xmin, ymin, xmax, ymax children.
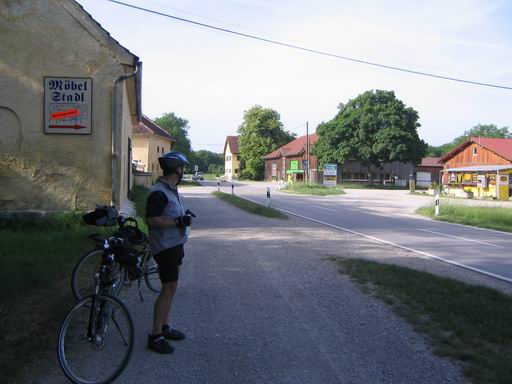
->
<box><xmin>223</xmin><ymin>136</ymin><xmax>240</xmax><ymax>180</ymax></box>
<box><xmin>0</xmin><ymin>0</ymin><xmax>141</xmax><ymax>211</ymax></box>
<box><xmin>133</xmin><ymin>115</ymin><xmax>176</xmax><ymax>184</ymax></box>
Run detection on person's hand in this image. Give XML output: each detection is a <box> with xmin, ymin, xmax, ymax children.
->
<box><xmin>175</xmin><ymin>215</ymin><xmax>192</xmax><ymax>227</ymax></box>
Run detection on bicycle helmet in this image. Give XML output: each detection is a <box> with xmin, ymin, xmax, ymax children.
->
<box><xmin>158</xmin><ymin>151</ymin><xmax>189</xmax><ymax>172</ymax></box>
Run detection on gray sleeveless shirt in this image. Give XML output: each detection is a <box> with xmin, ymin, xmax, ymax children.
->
<box><xmin>147</xmin><ymin>177</ymin><xmax>188</xmax><ymax>256</ymax></box>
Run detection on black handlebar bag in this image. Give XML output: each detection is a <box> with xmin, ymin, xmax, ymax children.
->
<box><xmin>82</xmin><ymin>205</ymin><xmax>119</xmax><ymax>226</ymax></box>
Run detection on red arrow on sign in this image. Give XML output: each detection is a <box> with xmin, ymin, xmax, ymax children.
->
<box><xmin>48</xmin><ymin>124</ymin><xmax>87</xmax><ymax>129</ymax></box>
<box><xmin>50</xmin><ymin>108</ymin><xmax>80</xmax><ymax>121</ymax></box>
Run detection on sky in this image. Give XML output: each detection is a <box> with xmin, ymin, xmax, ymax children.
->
<box><xmin>77</xmin><ymin>0</ymin><xmax>512</xmax><ymax>153</ymax></box>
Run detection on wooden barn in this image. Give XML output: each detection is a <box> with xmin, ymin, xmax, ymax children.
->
<box><xmin>439</xmin><ymin>137</ymin><xmax>512</xmax><ymax>200</ymax></box>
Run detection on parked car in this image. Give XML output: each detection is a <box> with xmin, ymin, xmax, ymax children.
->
<box><xmin>193</xmin><ymin>172</ymin><xmax>204</xmax><ymax>181</ymax></box>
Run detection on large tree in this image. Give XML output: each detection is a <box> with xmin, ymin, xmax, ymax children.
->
<box><xmin>193</xmin><ymin>150</ymin><xmax>224</xmax><ymax>173</ymax></box>
<box><xmin>427</xmin><ymin>124</ymin><xmax>511</xmax><ymax>156</ymax></box>
<box><xmin>237</xmin><ymin>105</ymin><xmax>295</xmax><ymax>180</ymax></box>
<box><xmin>313</xmin><ymin>90</ymin><xmax>427</xmax><ymax>181</ymax></box>
<box><xmin>154</xmin><ymin>112</ymin><xmax>192</xmax><ymax>159</ymax></box>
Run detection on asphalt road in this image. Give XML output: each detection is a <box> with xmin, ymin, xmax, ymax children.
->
<box><xmin>212</xmin><ymin>180</ymin><xmax>512</xmax><ymax>283</ymax></box>
<box><xmin>24</xmin><ymin>187</ymin><xmax>466</xmax><ymax>384</ymax></box>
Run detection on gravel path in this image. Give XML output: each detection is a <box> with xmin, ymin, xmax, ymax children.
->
<box><xmin>24</xmin><ymin>186</ymin><xmax>506</xmax><ymax>383</ymax></box>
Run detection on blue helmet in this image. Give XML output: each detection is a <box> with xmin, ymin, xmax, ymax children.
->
<box><xmin>158</xmin><ymin>151</ymin><xmax>190</xmax><ymax>172</ymax></box>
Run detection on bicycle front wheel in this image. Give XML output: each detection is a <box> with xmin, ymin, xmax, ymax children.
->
<box><xmin>71</xmin><ymin>249</ymin><xmax>126</xmax><ymax>301</ymax></box>
<box><xmin>144</xmin><ymin>257</ymin><xmax>161</xmax><ymax>293</ymax></box>
<box><xmin>57</xmin><ymin>294</ymin><xmax>134</xmax><ymax>384</ymax></box>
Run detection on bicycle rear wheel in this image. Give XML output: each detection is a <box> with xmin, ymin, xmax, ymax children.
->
<box><xmin>71</xmin><ymin>249</ymin><xmax>126</xmax><ymax>301</ymax></box>
<box><xmin>57</xmin><ymin>294</ymin><xmax>134</xmax><ymax>384</ymax></box>
<box><xmin>144</xmin><ymin>257</ymin><xmax>161</xmax><ymax>293</ymax></box>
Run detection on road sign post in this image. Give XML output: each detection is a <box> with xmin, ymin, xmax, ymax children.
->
<box><xmin>231</xmin><ymin>182</ymin><xmax>234</xmax><ymax>195</ymax></box>
<box><xmin>435</xmin><ymin>191</ymin><xmax>440</xmax><ymax>216</ymax></box>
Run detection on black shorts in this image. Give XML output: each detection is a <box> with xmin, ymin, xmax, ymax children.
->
<box><xmin>153</xmin><ymin>244</ymin><xmax>184</xmax><ymax>283</ymax></box>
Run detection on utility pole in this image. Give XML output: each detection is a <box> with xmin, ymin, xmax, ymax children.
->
<box><xmin>306</xmin><ymin>121</ymin><xmax>310</xmax><ymax>184</ymax></box>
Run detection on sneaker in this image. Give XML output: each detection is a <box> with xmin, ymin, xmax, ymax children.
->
<box><xmin>162</xmin><ymin>325</ymin><xmax>186</xmax><ymax>341</ymax></box>
<box><xmin>147</xmin><ymin>334</ymin><xmax>174</xmax><ymax>354</ymax></box>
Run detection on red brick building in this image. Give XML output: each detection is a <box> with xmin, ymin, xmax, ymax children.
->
<box><xmin>263</xmin><ymin>134</ymin><xmax>318</xmax><ymax>182</ymax></box>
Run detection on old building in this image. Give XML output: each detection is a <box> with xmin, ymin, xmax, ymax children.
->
<box><xmin>133</xmin><ymin>115</ymin><xmax>176</xmax><ymax>185</ymax></box>
<box><xmin>223</xmin><ymin>136</ymin><xmax>240</xmax><ymax>180</ymax></box>
<box><xmin>415</xmin><ymin>157</ymin><xmax>442</xmax><ymax>187</ymax></box>
<box><xmin>263</xmin><ymin>134</ymin><xmax>318</xmax><ymax>182</ymax></box>
<box><xmin>439</xmin><ymin>137</ymin><xmax>512</xmax><ymax>199</ymax></box>
<box><xmin>0</xmin><ymin>0</ymin><xmax>141</xmax><ymax>211</ymax></box>
<box><xmin>338</xmin><ymin>160</ymin><xmax>414</xmax><ymax>186</ymax></box>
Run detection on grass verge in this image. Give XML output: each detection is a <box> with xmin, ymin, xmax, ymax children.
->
<box><xmin>0</xmin><ymin>213</ymin><xmax>112</xmax><ymax>382</ymax></box>
<box><xmin>282</xmin><ymin>183</ymin><xmax>345</xmax><ymax>196</ymax></box>
<box><xmin>417</xmin><ymin>203</ymin><xmax>512</xmax><ymax>233</ymax></box>
<box><xmin>330</xmin><ymin>258</ymin><xmax>512</xmax><ymax>384</ymax></box>
<box><xmin>212</xmin><ymin>191</ymin><xmax>288</xmax><ymax>219</ymax></box>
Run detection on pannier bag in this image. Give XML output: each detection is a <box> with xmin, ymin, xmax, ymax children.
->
<box><xmin>83</xmin><ymin>205</ymin><xmax>119</xmax><ymax>226</ymax></box>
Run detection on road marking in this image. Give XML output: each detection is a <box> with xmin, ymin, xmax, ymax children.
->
<box><xmin>237</xmin><ymin>195</ymin><xmax>512</xmax><ymax>285</ymax></box>
<box><xmin>312</xmin><ymin>205</ymin><xmax>337</xmax><ymax>212</ymax></box>
<box><xmin>416</xmin><ymin>229</ymin><xmax>505</xmax><ymax>248</ymax></box>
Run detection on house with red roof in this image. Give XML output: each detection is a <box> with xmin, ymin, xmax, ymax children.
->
<box><xmin>133</xmin><ymin>115</ymin><xmax>176</xmax><ymax>184</ymax></box>
<box><xmin>438</xmin><ymin>137</ymin><xmax>512</xmax><ymax>199</ymax></box>
<box><xmin>264</xmin><ymin>133</ymin><xmax>419</xmax><ymax>185</ymax></box>
<box><xmin>223</xmin><ymin>136</ymin><xmax>240</xmax><ymax>180</ymax></box>
<box><xmin>415</xmin><ymin>157</ymin><xmax>443</xmax><ymax>187</ymax></box>
<box><xmin>263</xmin><ymin>134</ymin><xmax>318</xmax><ymax>182</ymax></box>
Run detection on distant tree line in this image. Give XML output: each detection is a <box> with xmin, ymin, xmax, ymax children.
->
<box><xmin>153</xmin><ymin>112</ymin><xmax>224</xmax><ymax>175</ymax></box>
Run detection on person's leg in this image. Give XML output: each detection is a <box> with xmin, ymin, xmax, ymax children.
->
<box><xmin>152</xmin><ymin>280</ymin><xmax>178</xmax><ymax>335</ymax></box>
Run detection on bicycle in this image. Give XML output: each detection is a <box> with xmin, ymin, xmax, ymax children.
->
<box><xmin>58</xmin><ymin>235</ymin><xmax>135</xmax><ymax>384</ymax></box>
<box><xmin>71</xmin><ymin>214</ymin><xmax>161</xmax><ymax>301</ymax></box>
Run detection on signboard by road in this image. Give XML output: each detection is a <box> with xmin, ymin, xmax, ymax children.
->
<box><xmin>323</xmin><ymin>163</ymin><xmax>337</xmax><ymax>187</ymax></box>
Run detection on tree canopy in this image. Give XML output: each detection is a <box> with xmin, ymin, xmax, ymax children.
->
<box><xmin>237</xmin><ymin>105</ymin><xmax>295</xmax><ymax>180</ymax></box>
<box><xmin>313</xmin><ymin>90</ymin><xmax>426</xmax><ymax>175</ymax></box>
<box><xmin>154</xmin><ymin>112</ymin><xmax>192</xmax><ymax>159</ymax></box>
<box><xmin>192</xmin><ymin>150</ymin><xmax>224</xmax><ymax>174</ymax></box>
<box><xmin>426</xmin><ymin>124</ymin><xmax>512</xmax><ymax>157</ymax></box>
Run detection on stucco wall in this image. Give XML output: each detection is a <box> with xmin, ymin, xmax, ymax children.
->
<box><xmin>224</xmin><ymin>145</ymin><xmax>240</xmax><ymax>180</ymax></box>
<box><xmin>133</xmin><ymin>135</ymin><xmax>150</xmax><ymax>171</ymax></box>
<box><xmin>0</xmin><ymin>0</ymin><xmax>138</xmax><ymax>211</ymax></box>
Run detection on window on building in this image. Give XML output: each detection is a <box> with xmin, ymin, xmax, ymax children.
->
<box><xmin>473</xmin><ymin>147</ymin><xmax>478</xmax><ymax>156</ymax></box>
<box><xmin>235</xmin><ymin>168</ymin><xmax>239</xmax><ymax>174</ymax></box>
<box><xmin>237</xmin><ymin>155</ymin><xmax>240</xmax><ymax>161</ymax></box>
<box><xmin>226</xmin><ymin>155</ymin><xmax>231</xmax><ymax>161</ymax></box>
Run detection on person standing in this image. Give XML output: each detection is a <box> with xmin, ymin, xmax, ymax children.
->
<box><xmin>145</xmin><ymin>151</ymin><xmax>192</xmax><ymax>354</ymax></box>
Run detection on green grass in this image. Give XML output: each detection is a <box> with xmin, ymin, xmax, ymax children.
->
<box><xmin>282</xmin><ymin>183</ymin><xmax>345</xmax><ymax>196</ymax></box>
<box><xmin>331</xmin><ymin>258</ymin><xmax>512</xmax><ymax>384</ymax></box>
<box><xmin>0</xmin><ymin>213</ymin><xmax>113</xmax><ymax>382</ymax></box>
<box><xmin>418</xmin><ymin>203</ymin><xmax>512</xmax><ymax>232</ymax></box>
<box><xmin>212</xmin><ymin>191</ymin><xmax>288</xmax><ymax>219</ymax></box>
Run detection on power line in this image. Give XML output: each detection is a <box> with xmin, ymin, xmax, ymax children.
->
<box><xmin>106</xmin><ymin>0</ymin><xmax>512</xmax><ymax>91</ymax></box>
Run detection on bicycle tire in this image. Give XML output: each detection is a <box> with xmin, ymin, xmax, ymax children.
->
<box><xmin>71</xmin><ymin>249</ymin><xmax>126</xmax><ymax>301</ymax></box>
<box><xmin>57</xmin><ymin>294</ymin><xmax>134</xmax><ymax>384</ymax></box>
<box><xmin>144</xmin><ymin>257</ymin><xmax>161</xmax><ymax>293</ymax></box>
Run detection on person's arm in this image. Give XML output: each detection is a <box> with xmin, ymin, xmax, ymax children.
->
<box><xmin>146</xmin><ymin>192</ymin><xmax>175</xmax><ymax>229</ymax></box>
<box><xmin>145</xmin><ymin>191</ymin><xmax>192</xmax><ymax>229</ymax></box>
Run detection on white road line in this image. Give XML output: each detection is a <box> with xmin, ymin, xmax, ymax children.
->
<box><xmin>237</xmin><ymin>195</ymin><xmax>512</xmax><ymax>285</ymax></box>
<box><xmin>313</xmin><ymin>205</ymin><xmax>337</xmax><ymax>212</ymax></box>
<box><xmin>416</xmin><ymin>228</ymin><xmax>505</xmax><ymax>248</ymax></box>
